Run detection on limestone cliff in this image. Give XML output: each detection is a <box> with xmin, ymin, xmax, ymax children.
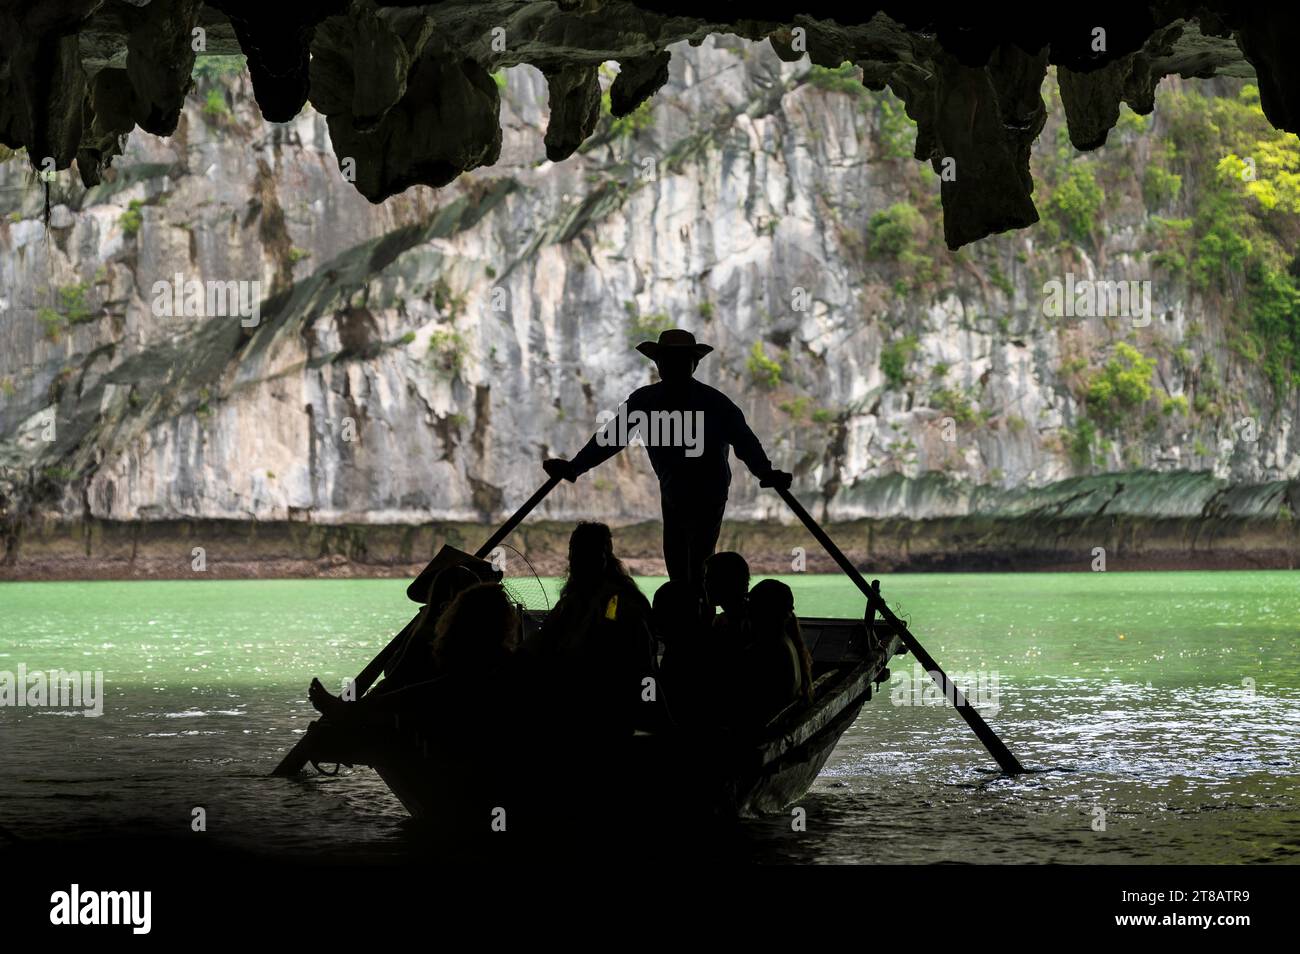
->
<box><xmin>1</xmin><ymin>39</ymin><xmax>1297</xmax><ymax>574</ymax></box>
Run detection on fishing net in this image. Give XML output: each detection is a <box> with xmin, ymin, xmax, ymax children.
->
<box><xmin>496</xmin><ymin>543</ymin><xmax>551</xmax><ymax>612</ymax></box>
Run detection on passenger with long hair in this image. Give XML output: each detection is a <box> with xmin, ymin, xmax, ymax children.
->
<box><xmin>532</xmin><ymin>522</ymin><xmax>655</xmax><ymax>734</ymax></box>
<box><xmin>534</xmin><ymin>523</ymin><xmax>650</xmax><ymax>654</ymax></box>
<box><xmin>429</xmin><ymin>581</ymin><xmax>522</xmax><ymax>673</ymax></box>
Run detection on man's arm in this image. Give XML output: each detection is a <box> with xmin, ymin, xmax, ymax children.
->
<box><xmin>545</xmin><ymin>390</ymin><xmax>646</xmax><ymax>481</ymax></box>
<box><xmin>728</xmin><ymin>399</ymin><xmax>772</xmax><ymax>477</ymax></box>
<box><xmin>727</xmin><ymin>398</ymin><xmax>792</xmax><ymax>489</ymax></box>
<box><xmin>569</xmin><ymin>423</ymin><xmax>624</xmax><ymax>475</ymax></box>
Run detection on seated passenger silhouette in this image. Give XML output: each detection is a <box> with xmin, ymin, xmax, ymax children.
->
<box><xmin>308</xmin><ymin>582</ymin><xmax>522</xmax><ymax>728</ymax></box>
<box><xmin>412</xmin><ymin>581</ymin><xmax>533</xmax><ymax>760</ymax></box>
<box><xmin>530</xmin><ymin>522</ymin><xmax>655</xmax><ymax>735</ymax></box>
<box><xmin>428</xmin><ymin>582</ymin><xmax>523</xmax><ymax>676</ymax></box>
<box><xmin>651</xmin><ymin>579</ymin><xmax>705</xmax><ymax>650</ymax></box>
<box><xmin>666</xmin><ymin>550</ymin><xmax>750</xmax><ymax>727</ymax></box>
<box><xmin>543</xmin><ymin>329</ymin><xmax>791</xmax><ymax>590</ymax></box>
<box><xmin>376</xmin><ymin>563</ymin><xmax>479</xmax><ymax>693</ymax></box>
<box><xmin>532</xmin><ymin>524</ymin><xmax>647</xmax><ymax>653</ymax></box>
<box><xmin>651</xmin><ymin>579</ymin><xmax>708</xmax><ymax>727</ymax></box>
<box><xmin>734</xmin><ymin>579</ymin><xmax>814</xmax><ymax>728</ymax></box>
<box><xmin>703</xmin><ymin>550</ymin><xmax>751</xmax><ymax>648</ymax></box>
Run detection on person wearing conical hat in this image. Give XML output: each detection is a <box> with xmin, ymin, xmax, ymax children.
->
<box><xmin>544</xmin><ymin>328</ymin><xmax>791</xmax><ymax>589</ymax></box>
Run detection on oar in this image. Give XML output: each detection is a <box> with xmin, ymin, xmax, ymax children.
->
<box><xmin>773</xmin><ymin>485</ymin><xmax>1025</xmax><ymax>775</ymax></box>
<box><xmin>271</xmin><ymin>475</ymin><xmax>561</xmax><ymax>777</ymax></box>
<box><xmin>475</xmin><ymin>475</ymin><xmax>561</xmax><ymax>563</ymax></box>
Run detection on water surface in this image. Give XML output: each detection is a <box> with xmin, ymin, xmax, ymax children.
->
<box><xmin>2</xmin><ymin>572</ymin><xmax>1298</xmax><ymax>863</ymax></box>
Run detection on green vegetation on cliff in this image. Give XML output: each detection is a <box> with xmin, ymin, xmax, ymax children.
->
<box><xmin>831</xmin><ymin>70</ymin><xmax>1300</xmax><ymax>481</ymax></box>
<box><xmin>1138</xmin><ymin>84</ymin><xmax>1300</xmax><ymax>392</ymax></box>
<box><xmin>1084</xmin><ymin>342</ymin><xmax>1157</xmax><ymax>428</ymax></box>
<box><xmin>5</xmin><ymin>46</ymin><xmax>1299</xmax><ymax>533</ymax></box>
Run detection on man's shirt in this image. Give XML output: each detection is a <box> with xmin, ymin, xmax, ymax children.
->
<box><xmin>570</xmin><ymin>379</ymin><xmax>773</xmax><ymax>505</ymax></box>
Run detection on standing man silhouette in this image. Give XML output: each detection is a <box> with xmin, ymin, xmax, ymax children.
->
<box><xmin>544</xmin><ymin>328</ymin><xmax>791</xmax><ymax>588</ymax></box>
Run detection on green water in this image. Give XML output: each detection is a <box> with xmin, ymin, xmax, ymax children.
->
<box><xmin>2</xmin><ymin>571</ymin><xmax>1299</xmax><ymax>863</ymax></box>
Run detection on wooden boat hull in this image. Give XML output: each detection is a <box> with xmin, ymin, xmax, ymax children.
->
<box><xmin>292</xmin><ymin>615</ymin><xmax>901</xmax><ymax>830</ymax></box>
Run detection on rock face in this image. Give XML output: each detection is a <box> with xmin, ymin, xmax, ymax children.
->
<box><xmin>1</xmin><ymin>2</ymin><xmax>1297</xmax><ymax>248</ymax></box>
<box><xmin>0</xmin><ymin>38</ymin><xmax>1297</xmax><ymax>574</ymax></box>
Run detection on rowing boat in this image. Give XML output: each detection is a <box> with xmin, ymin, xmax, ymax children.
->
<box><xmin>271</xmin><ymin>477</ymin><xmax>1024</xmax><ymax>835</ymax></box>
<box><xmin>284</xmin><ymin>609</ymin><xmax>903</xmax><ymax>829</ymax></box>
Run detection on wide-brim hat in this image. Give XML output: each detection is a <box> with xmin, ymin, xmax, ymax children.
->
<box><xmin>635</xmin><ymin>328</ymin><xmax>713</xmax><ymax>360</ymax></box>
<box><xmin>405</xmin><ymin>544</ymin><xmax>500</xmax><ymax>604</ymax></box>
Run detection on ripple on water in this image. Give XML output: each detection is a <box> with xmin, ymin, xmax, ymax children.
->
<box><xmin>2</xmin><ymin>574</ymin><xmax>1298</xmax><ymax>863</ymax></box>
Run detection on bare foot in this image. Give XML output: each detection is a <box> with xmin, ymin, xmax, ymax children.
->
<box><xmin>308</xmin><ymin>677</ymin><xmax>350</xmax><ymax>720</ymax></box>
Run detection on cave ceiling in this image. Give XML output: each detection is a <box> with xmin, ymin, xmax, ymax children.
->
<box><xmin>0</xmin><ymin>1</ymin><xmax>1291</xmax><ymax>247</ymax></box>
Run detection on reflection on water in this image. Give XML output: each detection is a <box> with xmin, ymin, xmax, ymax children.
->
<box><xmin>1</xmin><ymin>573</ymin><xmax>1298</xmax><ymax>864</ymax></box>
